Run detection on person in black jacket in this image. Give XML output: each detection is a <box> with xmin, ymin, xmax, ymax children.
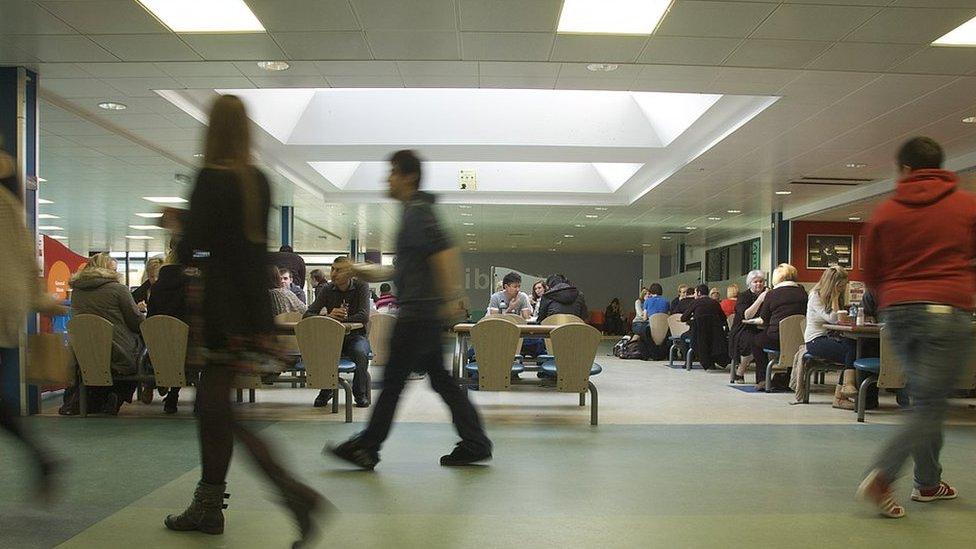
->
<box><xmin>536</xmin><ymin>274</ymin><xmax>588</xmax><ymax>322</ymax></box>
<box><xmin>752</xmin><ymin>263</ymin><xmax>808</xmax><ymax>390</ymax></box>
<box><xmin>147</xmin><ymin>251</ymin><xmax>190</xmax><ymax>414</ymax></box>
<box><xmin>681</xmin><ymin>284</ymin><xmax>730</xmax><ymax>370</ymax></box>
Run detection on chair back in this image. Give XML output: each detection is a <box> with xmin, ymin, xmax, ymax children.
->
<box><xmin>649</xmin><ymin>313</ymin><xmax>670</xmax><ymax>345</ymax></box>
<box><xmin>274</xmin><ymin>311</ymin><xmax>303</xmax><ymax>355</ymax></box>
<box><xmin>471</xmin><ymin>318</ymin><xmax>520</xmax><ymax>391</ymax></box>
<box><xmin>495</xmin><ymin>313</ymin><xmax>525</xmax><ymax>324</ymax></box>
<box><xmin>140</xmin><ymin>315</ymin><xmax>188</xmax><ymax>387</ymax></box>
<box><xmin>542</xmin><ymin>314</ymin><xmax>584</xmax><ymax>326</ymax></box>
<box><xmin>549</xmin><ymin>323</ymin><xmax>601</xmax><ymax>393</ymax></box>
<box><xmin>67</xmin><ymin>314</ymin><xmax>114</xmax><ymax>386</ymax></box>
<box><xmin>368</xmin><ymin>313</ymin><xmax>396</xmax><ymax>367</ymax></box>
<box><xmin>776</xmin><ymin>315</ymin><xmax>806</xmax><ymax>369</ymax></box>
<box><xmin>275</xmin><ymin>311</ymin><xmax>303</xmax><ymax>323</ymax></box>
<box><xmin>295</xmin><ymin>316</ymin><xmax>344</xmax><ymax>390</ymax></box>
<box><xmin>667</xmin><ymin>314</ymin><xmax>689</xmax><ymax>339</ymax></box>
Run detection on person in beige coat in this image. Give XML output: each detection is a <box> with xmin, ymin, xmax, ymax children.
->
<box><xmin>0</xmin><ymin>147</ymin><xmax>65</xmax><ymax>503</ymax></box>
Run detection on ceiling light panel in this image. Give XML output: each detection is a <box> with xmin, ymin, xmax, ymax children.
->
<box><xmin>933</xmin><ymin>16</ymin><xmax>976</xmax><ymax>47</ymax></box>
<box><xmin>136</xmin><ymin>0</ymin><xmax>265</xmax><ymax>33</ymax></box>
<box><xmin>558</xmin><ymin>0</ymin><xmax>672</xmax><ymax>35</ymax></box>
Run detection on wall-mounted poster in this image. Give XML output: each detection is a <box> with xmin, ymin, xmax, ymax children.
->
<box><xmin>807</xmin><ymin>234</ymin><xmax>853</xmax><ymax>269</ymax></box>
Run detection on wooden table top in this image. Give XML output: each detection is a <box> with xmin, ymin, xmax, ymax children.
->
<box><xmin>453</xmin><ymin>323</ymin><xmax>557</xmax><ymax>335</ymax></box>
<box><xmin>275</xmin><ymin>321</ymin><xmax>363</xmax><ymax>333</ymax></box>
<box><xmin>823</xmin><ymin>323</ymin><xmax>881</xmax><ymax>335</ymax></box>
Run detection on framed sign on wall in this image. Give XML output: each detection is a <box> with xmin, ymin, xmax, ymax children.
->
<box><xmin>806</xmin><ymin>234</ymin><xmax>853</xmax><ymax>269</ymax></box>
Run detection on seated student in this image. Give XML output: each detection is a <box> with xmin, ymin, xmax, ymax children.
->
<box><xmin>374</xmin><ymin>282</ymin><xmax>399</xmax><ymax>313</ymax></box>
<box><xmin>729</xmin><ymin>271</ymin><xmax>766</xmax><ymax>383</ymax></box>
<box><xmin>488</xmin><ymin>272</ymin><xmax>532</xmax><ymax>319</ymax></box>
<box><xmin>305</xmin><ymin>256</ymin><xmax>371</xmax><ymax>408</ymax></box>
<box><xmin>671</xmin><ymin>286</ymin><xmax>696</xmax><ymax>315</ymax></box>
<box><xmin>644</xmin><ymin>283</ymin><xmax>669</xmax><ymax>317</ymax></box>
<box><xmin>669</xmin><ymin>284</ymin><xmax>689</xmax><ymax>313</ymax></box>
<box><xmin>146</xmin><ymin>249</ymin><xmax>191</xmax><ymax>414</ymax></box>
<box><xmin>804</xmin><ymin>266</ymin><xmax>858</xmax><ymax>410</ymax></box>
<box><xmin>61</xmin><ymin>252</ymin><xmax>143</xmax><ymax>415</ymax></box>
<box><xmin>308</xmin><ymin>268</ymin><xmax>328</xmax><ymax>301</ymax></box>
<box><xmin>269</xmin><ymin>244</ymin><xmax>306</xmax><ymax>288</ymax></box>
<box><xmin>528</xmin><ymin>280</ymin><xmax>547</xmax><ymax>320</ymax></box>
<box><xmin>632</xmin><ymin>288</ymin><xmax>650</xmax><ymax>335</ymax></box>
<box><xmin>752</xmin><ymin>263</ymin><xmax>808</xmax><ymax>390</ymax></box>
<box><xmin>269</xmin><ymin>266</ymin><xmax>307</xmax><ymax>316</ymax></box>
<box><xmin>681</xmin><ymin>284</ymin><xmax>730</xmax><ymax>369</ymax></box>
<box><xmin>709</xmin><ymin>287</ymin><xmax>721</xmax><ymax>301</ymax></box>
<box><xmin>604</xmin><ymin>298</ymin><xmax>626</xmax><ymax>335</ymax></box>
<box><xmin>279</xmin><ymin>268</ymin><xmax>307</xmax><ymax>304</ymax></box>
<box><xmin>720</xmin><ymin>283</ymin><xmax>739</xmax><ymax>317</ymax></box>
<box><xmin>536</xmin><ymin>273</ymin><xmax>587</xmax><ymax>322</ymax></box>
<box><xmin>131</xmin><ymin>256</ymin><xmax>163</xmax><ymax>312</ymax></box>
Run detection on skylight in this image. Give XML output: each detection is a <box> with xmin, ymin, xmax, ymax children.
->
<box><xmin>933</xmin><ymin>16</ymin><xmax>976</xmax><ymax>46</ymax></box>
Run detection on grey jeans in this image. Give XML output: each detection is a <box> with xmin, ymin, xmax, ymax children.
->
<box><xmin>872</xmin><ymin>304</ymin><xmax>973</xmax><ymax>489</ymax></box>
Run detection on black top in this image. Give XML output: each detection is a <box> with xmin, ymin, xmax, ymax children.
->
<box><xmin>671</xmin><ymin>296</ymin><xmax>696</xmax><ymax>315</ymax></box>
<box><xmin>394</xmin><ymin>191</ymin><xmax>452</xmax><ymax>320</ymax></box>
<box><xmin>730</xmin><ymin>289</ymin><xmax>760</xmax><ymax>335</ymax></box>
<box><xmin>147</xmin><ymin>264</ymin><xmax>189</xmax><ymax>321</ymax></box>
<box><xmin>759</xmin><ymin>284</ymin><xmax>808</xmax><ymax>340</ymax></box>
<box><xmin>680</xmin><ymin>297</ymin><xmax>725</xmax><ymax>323</ymax></box>
<box><xmin>178</xmin><ymin>167</ymin><xmax>274</xmax><ymax>347</ymax></box>
<box><xmin>270</xmin><ymin>250</ymin><xmax>306</xmax><ymax>288</ymax></box>
<box><xmin>131</xmin><ymin>280</ymin><xmax>151</xmax><ymax>304</ymax></box>
<box><xmin>304</xmin><ymin>278</ymin><xmax>370</xmax><ymax>336</ymax></box>
<box><xmin>537</xmin><ymin>282</ymin><xmax>588</xmax><ymax>322</ymax></box>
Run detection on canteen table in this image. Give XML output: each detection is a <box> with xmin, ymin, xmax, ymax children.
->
<box><xmin>274</xmin><ymin>321</ymin><xmax>363</xmax><ymax>334</ymax></box>
<box><xmin>823</xmin><ymin>323</ymin><xmax>881</xmax><ymax>360</ymax></box>
<box><xmin>451</xmin><ymin>323</ymin><xmax>557</xmax><ymax>381</ymax></box>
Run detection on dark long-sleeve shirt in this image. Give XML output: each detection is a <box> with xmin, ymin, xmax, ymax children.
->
<box><xmin>304</xmin><ymin>278</ymin><xmax>371</xmax><ymax>335</ymax></box>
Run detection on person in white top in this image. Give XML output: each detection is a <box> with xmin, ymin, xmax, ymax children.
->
<box><xmin>804</xmin><ymin>265</ymin><xmax>858</xmax><ymax>409</ymax></box>
<box><xmin>487</xmin><ymin>272</ymin><xmax>532</xmax><ymax>320</ymax></box>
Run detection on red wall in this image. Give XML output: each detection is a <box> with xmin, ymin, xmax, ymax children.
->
<box><xmin>791</xmin><ymin>221</ymin><xmax>866</xmax><ymax>283</ymax></box>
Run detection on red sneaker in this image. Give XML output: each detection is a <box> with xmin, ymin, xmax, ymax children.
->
<box><xmin>911</xmin><ymin>482</ymin><xmax>957</xmax><ymax>502</ymax></box>
<box><xmin>856</xmin><ymin>469</ymin><xmax>906</xmax><ymax>518</ymax></box>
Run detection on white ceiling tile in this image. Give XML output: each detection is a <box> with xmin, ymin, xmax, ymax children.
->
<box><xmin>367</xmin><ymin>31</ymin><xmax>460</xmax><ymax>60</ymax></box>
<box><xmin>326</xmin><ymin>75</ymin><xmax>405</xmax><ymax>87</ymax></box>
<box><xmin>477</xmin><ymin>61</ymin><xmax>559</xmax><ymax>77</ymax></box>
<box><xmin>807</xmin><ymin>43</ymin><xmax>922</xmax><ymax>72</ymax></box>
<box><xmin>460</xmin><ymin>32</ymin><xmax>553</xmax><ymax>61</ymax></box>
<box><xmin>40</xmin><ymin>78</ymin><xmax>123</xmax><ymax>99</ymax></box>
<box><xmin>178</xmin><ymin>76</ymin><xmax>255</xmax><ymax>89</ymax></box>
<box><xmin>636</xmin><ymin>65</ymin><xmax>720</xmax><ymax>84</ymax></box>
<box><xmin>402</xmin><ymin>75</ymin><xmax>480</xmax><ymax>87</ymax></box>
<box><xmin>181</xmin><ymin>33</ymin><xmax>288</xmax><ymax>61</ymax></box>
<box><xmin>753</xmin><ymin>4</ymin><xmax>881</xmax><ymax>41</ymax></box>
<box><xmin>397</xmin><ymin>61</ymin><xmax>478</xmax><ymax>76</ymax></box>
<box><xmin>163</xmin><ymin>112</ymin><xmax>205</xmax><ymax>128</ymax></box>
<box><xmin>554</xmin><ymin>77</ymin><xmax>635</xmax><ymax>91</ymax></box>
<box><xmin>272</xmin><ymin>32</ymin><xmax>371</xmax><ymax>60</ymax></box>
<box><xmin>550</xmin><ymin>35</ymin><xmax>647</xmax><ymax>63</ymax></box>
<box><xmin>0</xmin><ymin>1</ymin><xmax>77</xmax><ymax>34</ymax></box>
<box><xmin>246</xmin><ymin>0</ymin><xmax>361</xmax><ymax>31</ymax></box>
<box><xmin>90</xmin><ymin>34</ymin><xmax>201</xmax><ymax>62</ymax></box>
<box><xmin>75</xmin><ymin>62</ymin><xmax>170</xmax><ymax>78</ymax></box>
<box><xmin>657</xmin><ymin>1</ymin><xmax>776</xmax><ymax>38</ymax></box>
<box><xmin>100</xmin><ymin>77</ymin><xmax>185</xmax><ymax>97</ymax></box>
<box><xmin>314</xmin><ymin>60</ymin><xmax>400</xmax><ymax>76</ymax></box>
<box><xmin>36</xmin><ymin>63</ymin><xmax>90</xmax><ymax>78</ymax></box>
<box><xmin>776</xmin><ymin>71</ymin><xmax>879</xmax><ymax>105</ymax></box>
<box><xmin>724</xmin><ymin>39</ymin><xmax>831</xmax><ymax>69</ymax></box>
<box><xmin>353</xmin><ymin>0</ymin><xmax>457</xmax><ymax>31</ymax></box>
<box><xmin>103</xmin><ymin>114</ymin><xmax>178</xmax><ymax>130</ymax></box>
<box><xmin>249</xmin><ymin>75</ymin><xmax>329</xmax><ymax>88</ymax></box>
<box><xmin>845</xmin><ymin>8</ymin><xmax>974</xmax><ymax>44</ymax></box>
<box><xmin>4</xmin><ymin>35</ymin><xmax>117</xmax><ymax>62</ymax></box>
<box><xmin>156</xmin><ymin>62</ymin><xmax>245</xmax><ymax>77</ymax></box>
<box><xmin>890</xmin><ymin>0</ymin><xmax>976</xmax><ymax>6</ymax></box>
<box><xmin>38</xmin><ymin>0</ymin><xmax>169</xmax><ymax>34</ymax></box>
<box><xmin>458</xmin><ymin>0</ymin><xmax>562</xmax><ymax>32</ymax></box>
<box><xmin>233</xmin><ymin>60</ymin><xmax>320</xmax><ymax>76</ymax></box>
<box><xmin>892</xmin><ymin>47</ymin><xmax>976</xmax><ymax>75</ymax></box>
<box><xmin>479</xmin><ymin>76</ymin><xmax>555</xmax><ymax>89</ymax></box>
<box><xmin>638</xmin><ymin>36</ymin><xmax>741</xmax><ymax>65</ymax></box>
<box><xmin>557</xmin><ymin>63</ymin><xmax>642</xmax><ymax>79</ymax></box>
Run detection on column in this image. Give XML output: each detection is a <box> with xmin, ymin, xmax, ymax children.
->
<box><xmin>280</xmin><ymin>205</ymin><xmax>294</xmax><ymax>248</ymax></box>
<box><xmin>770</xmin><ymin>211</ymin><xmax>791</xmax><ymax>269</ymax></box>
<box><xmin>0</xmin><ymin>67</ymin><xmax>40</xmax><ymax>415</ymax></box>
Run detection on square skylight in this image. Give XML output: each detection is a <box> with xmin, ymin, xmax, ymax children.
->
<box><xmin>933</xmin><ymin>16</ymin><xmax>976</xmax><ymax>46</ymax></box>
<box><xmin>557</xmin><ymin>0</ymin><xmax>672</xmax><ymax>35</ymax></box>
<box><xmin>136</xmin><ymin>0</ymin><xmax>265</xmax><ymax>33</ymax></box>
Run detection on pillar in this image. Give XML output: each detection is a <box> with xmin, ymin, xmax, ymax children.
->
<box><xmin>770</xmin><ymin>211</ymin><xmax>791</xmax><ymax>269</ymax></box>
<box><xmin>280</xmin><ymin>205</ymin><xmax>294</xmax><ymax>248</ymax></box>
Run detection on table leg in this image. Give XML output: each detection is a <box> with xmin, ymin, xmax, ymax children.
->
<box><xmin>453</xmin><ymin>332</ymin><xmax>462</xmax><ymax>380</ymax></box>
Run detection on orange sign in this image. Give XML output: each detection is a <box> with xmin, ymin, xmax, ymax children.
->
<box><xmin>47</xmin><ymin>260</ymin><xmax>71</xmax><ymax>300</ymax></box>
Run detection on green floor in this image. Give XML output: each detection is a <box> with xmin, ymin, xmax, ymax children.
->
<box><xmin>3</xmin><ymin>417</ymin><xmax>976</xmax><ymax>548</ymax></box>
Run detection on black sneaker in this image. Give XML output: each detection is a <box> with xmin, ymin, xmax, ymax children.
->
<box><xmin>354</xmin><ymin>397</ymin><xmax>370</xmax><ymax>408</ymax></box>
<box><xmin>163</xmin><ymin>395</ymin><xmax>178</xmax><ymax>415</ymax></box>
<box><xmin>326</xmin><ymin>438</ymin><xmax>379</xmax><ymax>471</ymax></box>
<box><xmin>439</xmin><ymin>444</ymin><xmax>492</xmax><ymax>466</ymax></box>
<box><xmin>102</xmin><ymin>393</ymin><xmax>119</xmax><ymax>415</ymax></box>
<box><xmin>313</xmin><ymin>390</ymin><xmax>333</xmax><ymax>408</ymax></box>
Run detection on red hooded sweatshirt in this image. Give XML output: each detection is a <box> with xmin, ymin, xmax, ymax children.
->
<box><xmin>863</xmin><ymin>169</ymin><xmax>976</xmax><ymax>311</ymax></box>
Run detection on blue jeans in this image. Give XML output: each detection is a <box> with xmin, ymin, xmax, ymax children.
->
<box><xmin>806</xmin><ymin>335</ymin><xmax>856</xmax><ymax>385</ymax></box>
<box><xmin>871</xmin><ymin>305</ymin><xmax>973</xmax><ymax>489</ymax></box>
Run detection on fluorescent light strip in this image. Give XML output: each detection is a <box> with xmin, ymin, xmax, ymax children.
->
<box><xmin>129</xmin><ymin>225</ymin><xmax>165</xmax><ymax>230</ymax></box>
<box><xmin>38</xmin><ymin>198</ymin><xmax>53</xmax><ymax>204</ymax></box>
<box><xmin>136</xmin><ymin>0</ymin><xmax>265</xmax><ymax>33</ymax></box>
<box><xmin>125</xmin><ymin>235</ymin><xmax>154</xmax><ymax>240</ymax></box>
<box><xmin>143</xmin><ymin>196</ymin><xmax>187</xmax><ymax>204</ymax></box>
<box><xmin>135</xmin><ymin>212</ymin><xmax>164</xmax><ymax>218</ymax></box>
<box><xmin>38</xmin><ymin>214</ymin><xmax>59</xmax><ymax>219</ymax></box>
<box><xmin>557</xmin><ymin>0</ymin><xmax>672</xmax><ymax>35</ymax></box>
<box><xmin>39</xmin><ymin>225</ymin><xmax>64</xmax><ymax>230</ymax></box>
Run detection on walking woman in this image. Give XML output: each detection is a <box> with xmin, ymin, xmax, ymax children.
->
<box><xmin>166</xmin><ymin>95</ymin><xmax>327</xmax><ymax>546</ymax></box>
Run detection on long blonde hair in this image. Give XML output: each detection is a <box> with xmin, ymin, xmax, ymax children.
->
<box><xmin>203</xmin><ymin>94</ymin><xmax>264</xmax><ymax>244</ymax></box>
<box><xmin>813</xmin><ymin>266</ymin><xmax>849</xmax><ymax>312</ymax></box>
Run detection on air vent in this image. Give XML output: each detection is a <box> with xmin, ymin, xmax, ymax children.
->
<box><xmin>665</xmin><ymin>230</ymin><xmax>690</xmax><ymax>235</ymax></box>
<box><xmin>790</xmin><ymin>176</ymin><xmax>874</xmax><ymax>187</ymax></box>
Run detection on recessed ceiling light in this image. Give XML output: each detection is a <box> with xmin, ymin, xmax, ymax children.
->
<box><xmin>135</xmin><ymin>212</ymin><xmax>164</xmax><ymax>218</ymax></box>
<box><xmin>563</xmin><ymin>234</ymin><xmax>575</xmax><ymax>238</ymax></box>
<box><xmin>458</xmin><ymin>205</ymin><xmax>472</xmax><ymax>209</ymax></box>
<box><xmin>933</xmin><ymin>16</ymin><xmax>976</xmax><ymax>46</ymax></box>
<box><xmin>848</xmin><ymin>216</ymin><xmax>862</xmax><ymax>221</ymax></box>
<box><xmin>467</xmin><ymin>241</ymin><xmax>477</xmax><ymax>244</ymax></box>
<box><xmin>641</xmin><ymin>243</ymin><xmax>653</xmax><ymax>247</ymax></box>
<box><xmin>125</xmin><ymin>235</ymin><xmax>154</xmax><ymax>240</ymax></box>
<box><xmin>128</xmin><ymin>225</ymin><xmax>164</xmax><ymax>230</ymax></box>
<box><xmin>37</xmin><ymin>178</ymin><xmax>46</xmax><ymax>182</ymax></box>
<box><xmin>48</xmin><ymin>235</ymin><xmax>67</xmax><ymax>240</ymax></box>
<box><xmin>257</xmin><ymin>61</ymin><xmax>290</xmax><ymax>72</ymax></box>
<box><xmin>461</xmin><ymin>213</ymin><xmax>473</xmax><ymax>217</ymax></box>
<box><xmin>38</xmin><ymin>214</ymin><xmax>59</xmax><ymax>219</ymax></box>
<box><xmin>594</xmin><ymin>207</ymin><xmax>609</xmax><ymax>211</ymax></box>
<box><xmin>558</xmin><ymin>0</ymin><xmax>671</xmax><ymax>35</ymax></box>
<box><xmin>468</xmin><ymin>248</ymin><xmax>477</xmax><ymax>251</ymax></box>
<box><xmin>846</xmin><ymin>162</ymin><xmax>867</xmax><ymax>169</ymax></box>
<box><xmin>38</xmin><ymin>198</ymin><xmax>53</xmax><ymax>204</ymax></box>
<box><xmin>685</xmin><ymin>226</ymin><xmax>697</xmax><ymax>230</ymax></box>
<box><xmin>726</xmin><ymin>209</ymin><xmax>741</xmax><ymax>214</ymax></box>
<box><xmin>707</xmin><ymin>217</ymin><xmax>721</xmax><ymax>221</ymax></box>
<box><xmin>662</xmin><ymin>236</ymin><xmax>672</xmax><ymax>240</ymax></box>
<box><xmin>135</xmin><ymin>0</ymin><xmax>265</xmax><ymax>33</ymax></box>
<box><xmin>143</xmin><ymin>196</ymin><xmax>187</xmax><ymax>204</ymax></box>
<box><xmin>775</xmin><ymin>191</ymin><xmax>792</xmax><ymax>195</ymax></box>
<box><xmin>584</xmin><ymin>214</ymin><xmax>599</xmax><ymax>219</ymax></box>
<box><xmin>574</xmin><ymin>224</ymin><xmax>585</xmax><ymax>228</ymax></box>
<box><xmin>98</xmin><ymin>101</ymin><xmax>127</xmax><ymax>110</ymax></box>
<box><xmin>465</xmin><ymin>233</ymin><xmax>476</xmax><ymax>237</ymax></box>
<box><xmin>963</xmin><ymin>116</ymin><xmax>976</xmax><ymax>124</ymax></box>
<box><xmin>548</xmin><ymin>248</ymin><xmax>557</xmax><ymax>252</ymax></box>
<box><xmin>586</xmin><ymin>63</ymin><xmax>619</xmax><ymax>72</ymax></box>
<box><xmin>626</xmin><ymin>249</ymin><xmax>635</xmax><ymax>253</ymax></box>
<box><xmin>193</xmin><ymin>153</ymin><xmax>204</xmax><ymax>158</ymax></box>
<box><xmin>39</xmin><ymin>225</ymin><xmax>64</xmax><ymax>231</ymax></box>
<box><xmin>463</xmin><ymin>222</ymin><xmax>475</xmax><ymax>226</ymax></box>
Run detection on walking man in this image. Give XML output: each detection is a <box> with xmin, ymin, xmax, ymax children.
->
<box><xmin>329</xmin><ymin>150</ymin><xmax>492</xmax><ymax>469</ymax></box>
<box><xmin>857</xmin><ymin>137</ymin><xmax>976</xmax><ymax>517</ymax></box>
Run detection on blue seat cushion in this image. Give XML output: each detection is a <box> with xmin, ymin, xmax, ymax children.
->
<box><xmin>465</xmin><ymin>362</ymin><xmax>525</xmax><ymax>374</ymax></box>
<box><xmin>338</xmin><ymin>357</ymin><xmax>357</xmax><ymax>373</ymax></box>
<box><xmin>854</xmin><ymin>358</ymin><xmax>880</xmax><ymax>374</ymax></box>
<box><xmin>534</xmin><ymin>354</ymin><xmax>554</xmax><ymax>362</ymax></box>
<box><xmin>763</xmin><ymin>348</ymin><xmax>780</xmax><ymax>355</ymax></box>
<box><xmin>540</xmin><ymin>360</ymin><xmax>603</xmax><ymax>376</ymax></box>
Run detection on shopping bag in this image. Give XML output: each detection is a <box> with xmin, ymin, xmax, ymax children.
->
<box><xmin>26</xmin><ymin>333</ymin><xmax>74</xmax><ymax>385</ymax></box>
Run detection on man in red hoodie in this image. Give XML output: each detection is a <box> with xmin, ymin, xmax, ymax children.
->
<box><xmin>856</xmin><ymin>137</ymin><xmax>976</xmax><ymax>518</ymax></box>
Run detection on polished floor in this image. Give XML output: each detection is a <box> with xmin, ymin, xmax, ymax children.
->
<box><xmin>3</xmin><ymin>348</ymin><xmax>976</xmax><ymax>548</ymax></box>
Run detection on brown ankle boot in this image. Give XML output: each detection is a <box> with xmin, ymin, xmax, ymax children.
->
<box><xmin>832</xmin><ymin>385</ymin><xmax>855</xmax><ymax>410</ymax></box>
<box><xmin>840</xmin><ymin>369</ymin><xmax>858</xmax><ymax>397</ymax></box>
<box><xmin>165</xmin><ymin>481</ymin><xmax>227</xmax><ymax>535</ymax></box>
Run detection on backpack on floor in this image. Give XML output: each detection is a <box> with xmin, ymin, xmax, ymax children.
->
<box><xmin>612</xmin><ymin>336</ymin><xmax>631</xmax><ymax>357</ymax></box>
<box><xmin>620</xmin><ymin>339</ymin><xmax>649</xmax><ymax>360</ymax></box>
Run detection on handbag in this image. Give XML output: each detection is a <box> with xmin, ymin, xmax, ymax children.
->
<box><xmin>26</xmin><ymin>333</ymin><xmax>75</xmax><ymax>386</ymax></box>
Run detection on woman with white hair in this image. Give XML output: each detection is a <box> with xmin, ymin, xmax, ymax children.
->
<box><xmin>752</xmin><ymin>264</ymin><xmax>808</xmax><ymax>390</ymax></box>
<box><xmin>728</xmin><ymin>270</ymin><xmax>767</xmax><ymax>383</ymax></box>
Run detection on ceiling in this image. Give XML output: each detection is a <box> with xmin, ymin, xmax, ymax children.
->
<box><xmin>6</xmin><ymin>0</ymin><xmax>976</xmax><ymax>254</ymax></box>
